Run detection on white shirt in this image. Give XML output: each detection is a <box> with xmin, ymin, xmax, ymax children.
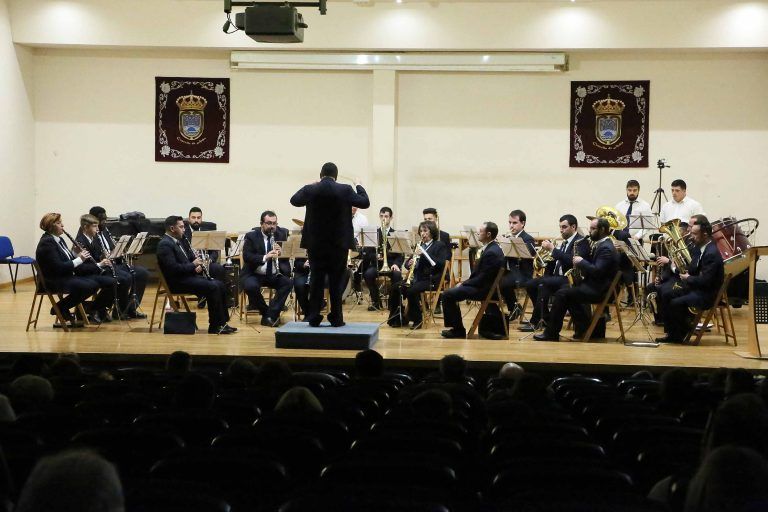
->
<box><xmin>660</xmin><ymin>196</ymin><xmax>705</xmax><ymax>224</ymax></box>
<box><xmin>352</xmin><ymin>211</ymin><xmax>368</xmax><ymax>235</ymax></box>
<box><xmin>52</xmin><ymin>235</ymin><xmax>83</xmax><ymax>267</ymax></box>
<box><xmin>615</xmin><ymin>197</ymin><xmax>653</xmax><ymax>240</ymax></box>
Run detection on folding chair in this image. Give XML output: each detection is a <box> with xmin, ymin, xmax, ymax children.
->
<box><xmin>420</xmin><ymin>260</ymin><xmax>451</xmax><ymax>326</ymax></box>
<box><xmin>577</xmin><ymin>271</ymin><xmax>625</xmax><ymax>342</ymax></box>
<box><xmin>0</xmin><ymin>236</ymin><xmax>34</xmax><ymax>293</ymax></box>
<box><xmin>26</xmin><ymin>261</ymin><xmax>89</xmax><ymax>332</ymax></box>
<box><xmin>686</xmin><ymin>274</ymin><xmax>735</xmax><ymax>346</ymax></box>
<box><xmin>467</xmin><ymin>267</ymin><xmax>508</xmax><ymax>339</ymax></box>
<box><xmin>148</xmin><ymin>269</ymin><xmax>198</xmax><ymax>332</ymax></box>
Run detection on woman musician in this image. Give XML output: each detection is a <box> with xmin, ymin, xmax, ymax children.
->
<box><xmin>387</xmin><ymin>220</ymin><xmax>450</xmax><ymax>329</ymax></box>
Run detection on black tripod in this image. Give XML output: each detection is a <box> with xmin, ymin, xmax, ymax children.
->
<box><xmin>650</xmin><ymin>158</ymin><xmax>671</xmax><ymax>216</ymax></box>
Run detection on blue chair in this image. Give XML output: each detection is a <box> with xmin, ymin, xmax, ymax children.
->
<box><xmin>0</xmin><ymin>236</ymin><xmax>34</xmax><ymax>293</ymax></box>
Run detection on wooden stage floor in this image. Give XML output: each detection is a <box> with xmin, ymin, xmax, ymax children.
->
<box><xmin>3</xmin><ymin>282</ymin><xmax>768</xmax><ymax>374</ymax></box>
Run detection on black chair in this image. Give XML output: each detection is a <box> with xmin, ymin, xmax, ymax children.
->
<box><xmin>125</xmin><ymin>478</ymin><xmax>232</xmax><ymax>512</ymax></box>
<box><xmin>279</xmin><ymin>491</ymin><xmax>451</xmax><ymax>512</ymax></box>
<box><xmin>134</xmin><ymin>411</ymin><xmax>229</xmax><ymax>447</ymax></box>
<box><xmin>489</xmin><ymin>440</ymin><xmax>606</xmax><ymax>465</ymax></box>
<box><xmin>76</xmin><ymin>397</ymin><xmax>158</xmax><ymax>426</ymax></box>
<box><xmin>321</xmin><ymin>459</ymin><xmax>457</xmax><ymax>490</ymax></box>
<box><xmin>256</xmin><ymin>412</ymin><xmax>351</xmax><ymax>455</ymax></box>
<box><xmin>14</xmin><ymin>410</ymin><xmax>107</xmax><ymax>449</ymax></box>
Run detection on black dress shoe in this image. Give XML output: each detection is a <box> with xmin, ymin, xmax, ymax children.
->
<box><xmin>51</xmin><ymin>307</ymin><xmax>74</xmax><ymax>322</ymax></box>
<box><xmin>223</xmin><ymin>324</ymin><xmax>238</xmax><ymax>332</ymax></box>
<box><xmin>88</xmin><ymin>312</ymin><xmax>104</xmax><ymax>324</ymax></box>
<box><xmin>655</xmin><ymin>336</ymin><xmax>682</xmax><ymax>344</ymax></box>
<box><xmin>208</xmin><ymin>325</ymin><xmax>232</xmax><ymax>335</ymax></box>
<box><xmin>54</xmin><ymin>320</ymin><xmax>84</xmax><ymax>329</ymax></box>
<box><xmin>480</xmin><ymin>331</ymin><xmax>506</xmax><ymax>340</ymax></box>
<box><xmin>261</xmin><ymin>316</ymin><xmax>278</xmax><ymax>327</ymax></box>
<box><xmin>518</xmin><ymin>322</ymin><xmax>536</xmax><ymax>332</ymax></box>
<box><xmin>127</xmin><ymin>310</ymin><xmax>147</xmax><ymax>319</ymax></box>
<box><xmin>306</xmin><ymin>315</ymin><xmax>323</xmax><ymax>327</ymax></box>
<box><xmin>533</xmin><ymin>333</ymin><xmax>559</xmax><ymax>342</ymax></box>
<box><xmin>441</xmin><ymin>329</ymin><xmax>466</xmax><ymax>339</ymax></box>
<box><xmin>387</xmin><ymin>321</ymin><xmax>403</xmax><ymax>328</ymax></box>
<box><xmin>330</xmin><ymin>321</ymin><xmax>346</xmax><ymax>328</ymax></box>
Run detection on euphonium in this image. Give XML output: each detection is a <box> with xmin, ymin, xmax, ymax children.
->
<box><xmin>379</xmin><ymin>219</ymin><xmax>391</xmax><ymax>273</ymax></box>
<box><xmin>594</xmin><ymin>206</ymin><xmax>628</xmax><ymax>233</ymax></box>
<box><xmin>659</xmin><ymin>219</ymin><xmax>692</xmax><ymax>273</ymax></box>
<box><xmin>532</xmin><ymin>243</ymin><xmax>554</xmax><ymax>277</ymax></box>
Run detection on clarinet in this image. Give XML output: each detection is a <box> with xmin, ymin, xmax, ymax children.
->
<box><xmin>184</xmin><ymin>235</ymin><xmax>213</xmax><ymax>280</ymax></box>
<box><xmin>93</xmin><ymin>233</ymin><xmax>118</xmax><ymax>280</ymax></box>
<box><xmin>62</xmin><ymin>231</ymin><xmax>108</xmax><ymax>274</ymax></box>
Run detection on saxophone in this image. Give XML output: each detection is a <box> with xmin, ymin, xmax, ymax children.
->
<box><xmin>564</xmin><ymin>237</ymin><xmax>594</xmax><ymax>287</ymax></box>
<box><xmin>404</xmin><ymin>243</ymin><xmax>422</xmax><ymax>286</ymax></box>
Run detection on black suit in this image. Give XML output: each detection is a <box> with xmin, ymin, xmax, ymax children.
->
<box><xmin>290</xmin><ymin>177</ymin><xmax>370</xmax><ymax>324</ymax></box>
<box><xmin>500</xmin><ymin>230</ymin><xmax>536</xmax><ymax>312</ymax></box>
<box><xmin>525</xmin><ymin>233</ymin><xmax>588</xmax><ymax>325</ymax></box>
<box><xmin>646</xmin><ymin>243</ymin><xmax>699</xmax><ymax>325</ymax></box>
<box><xmin>662</xmin><ymin>242</ymin><xmax>724</xmax><ymax>341</ymax></box>
<box><xmin>438</xmin><ymin>230</ymin><xmax>451</xmax><ymax>247</ymax></box>
<box><xmin>442</xmin><ymin>241</ymin><xmax>505</xmax><ymax>333</ymax></box>
<box><xmin>389</xmin><ymin>240</ymin><xmax>449</xmax><ymax>326</ymax></box>
<box><xmin>363</xmin><ymin>226</ymin><xmax>404</xmax><ymax>306</ymax></box>
<box><xmin>543</xmin><ymin>237</ymin><xmax>619</xmax><ymax>339</ymax></box>
<box><xmin>156</xmin><ymin>234</ymin><xmax>229</xmax><ymax>329</ymax></box>
<box><xmin>240</xmin><ymin>229</ymin><xmax>292</xmax><ymax>319</ymax></box>
<box><xmin>92</xmin><ymin>226</ymin><xmax>149</xmax><ymax>314</ymax></box>
<box><xmin>35</xmin><ymin>233</ymin><xmax>112</xmax><ymax>315</ymax></box>
<box><xmin>75</xmin><ymin>232</ymin><xmax>130</xmax><ymax>312</ymax></box>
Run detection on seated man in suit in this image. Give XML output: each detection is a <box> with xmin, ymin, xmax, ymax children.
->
<box><xmin>35</xmin><ymin>213</ymin><xmax>113</xmax><ymax>327</ymax></box>
<box><xmin>185</xmin><ymin>207</ymin><xmax>226</xmax><ymax>309</ymax></box>
<box><xmin>240</xmin><ymin>211</ymin><xmax>293</xmax><ymax>327</ymax></box>
<box><xmin>520</xmin><ymin>214</ymin><xmax>589</xmax><ymax>332</ymax></box>
<box><xmin>656</xmin><ymin>215</ymin><xmax>724</xmax><ymax>343</ymax></box>
<box><xmin>88</xmin><ymin>206</ymin><xmax>149</xmax><ymax>319</ymax></box>
<box><xmin>362</xmin><ymin>207</ymin><xmax>404</xmax><ymax>311</ymax></box>
<box><xmin>441</xmin><ymin>221</ymin><xmax>505</xmax><ymax>339</ymax></box>
<box><xmin>156</xmin><ymin>215</ymin><xmax>235</xmax><ymax>335</ymax></box>
<box><xmin>499</xmin><ymin>209</ymin><xmax>536</xmax><ymax>322</ymax></box>
<box><xmin>75</xmin><ymin>214</ymin><xmax>130</xmax><ymax>322</ymax></box>
<box><xmin>534</xmin><ymin>217</ymin><xmax>619</xmax><ymax>342</ymax></box>
<box><xmin>388</xmin><ymin>220</ymin><xmax>450</xmax><ymax>329</ymax></box>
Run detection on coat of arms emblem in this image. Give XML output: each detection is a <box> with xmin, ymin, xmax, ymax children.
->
<box><xmin>176</xmin><ymin>92</ymin><xmax>207</xmax><ymax>141</ymax></box>
<box><xmin>592</xmin><ymin>95</ymin><xmax>625</xmax><ymax>146</ymax></box>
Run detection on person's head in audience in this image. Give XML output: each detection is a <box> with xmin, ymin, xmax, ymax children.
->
<box><xmin>275</xmin><ymin>386</ymin><xmax>323</xmax><ymax>414</ymax></box>
<box><xmin>684</xmin><ymin>446</ymin><xmax>768</xmax><ymax>512</ymax></box>
<box><xmin>0</xmin><ymin>394</ymin><xmax>16</xmax><ymax>422</ymax></box>
<box><xmin>659</xmin><ymin>367</ymin><xmax>695</xmax><ymax>407</ymax></box>
<box><xmin>439</xmin><ymin>354</ymin><xmax>467</xmax><ymax>383</ymax></box>
<box><xmin>498</xmin><ymin>362</ymin><xmax>524</xmax><ymax>381</ymax></box>
<box><xmin>174</xmin><ymin>373</ymin><xmax>215</xmax><ymax>409</ymax></box>
<box><xmin>726</xmin><ymin>369</ymin><xmax>755</xmax><ymax>397</ymax></box>
<box><xmin>15</xmin><ymin>450</ymin><xmax>124</xmax><ymax>512</ymax></box>
<box><xmin>224</xmin><ymin>358</ymin><xmax>259</xmax><ymax>386</ymax></box>
<box><xmin>255</xmin><ymin>360</ymin><xmax>293</xmax><ymax>387</ymax></box>
<box><xmin>10</xmin><ymin>375</ymin><xmax>54</xmax><ymax>413</ymax></box>
<box><xmin>631</xmin><ymin>370</ymin><xmax>654</xmax><ymax>380</ymax></box>
<box><xmin>165</xmin><ymin>351</ymin><xmax>192</xmax><ymax>375</ymax></box>
<box><xmin>11</xmin><ymin>354</ymin><xmax>47</xmax><ymax>379</ymax></box>
<box><xmin>50</xmin><ymin>356</ymin><xmax>82</xmax><ymax>378</ymax></box>
<box><xmin>411</xmin><ymin>389</ymin><xmax>453</xmax><ymax>421</ymax></box>
<box><xmin>705</xmin><ymin>393</ymin><xmax>768</xmax><ymax>458</ymax></box>
<box><xmin>355</xmin><ymin>349</ymin><xmax>384</xmax><ymax>379</ymax></box>
<box><xmin>509</xmin><ymin>373</ymin><xmax>550</xmax><ymax>406</ymax></box>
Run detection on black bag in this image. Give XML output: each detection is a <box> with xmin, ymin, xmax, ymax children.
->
<box><xmin>479</xmin><ymin>303</ymin><xmax>506</xmax><ymax>339</ymax></box>
<box><xmin>163</xmin><ymin>312</ymin><xmax>197</xmax><ymax>334</ymax></box>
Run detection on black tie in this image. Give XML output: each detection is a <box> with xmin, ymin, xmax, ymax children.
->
<box><xmin>59</xmin><ymin>239</ymin><xmax>74</xmax><ymax>260</ymax></box>
<box><xmin>266</xmin><ymin>237</ymin><xmax>273</xmax><ymax>276</ymax></box>
<box><xmin>624</xmin><ymin>202</ymin><xmax>634</xmax><ymax>233</ymax></box>
<box><xmin>554</xmin><ymin>240</ymin><xmax>567</xmax><ymax>275</ymax></box>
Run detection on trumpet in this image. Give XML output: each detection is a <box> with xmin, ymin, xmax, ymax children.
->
<box><xmin>183</xmin><ymin>235</ymin><xmax>213</xmax><ymax>280</ymax></box>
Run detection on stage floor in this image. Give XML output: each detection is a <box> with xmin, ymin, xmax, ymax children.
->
<box><xmin>2</xmin><ymin>282</ymin><xmax>768</xmax><ymax>373</ymax></box>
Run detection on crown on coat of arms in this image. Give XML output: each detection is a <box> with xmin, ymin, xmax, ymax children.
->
<box><xmin>592</xmin><ymin>95</ymin><xmax>625</xmax><ymax>116</ymax></box>
<box><xmin>176</xmin><ymin>92</ymin><xmax>207</xmax><ymax>111</ymax></box>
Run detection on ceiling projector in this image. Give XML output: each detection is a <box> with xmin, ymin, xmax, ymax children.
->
<box><xmin>224</xmin><ymin>1</ymin><xmax>327</xmax><ymax>44</ymax></box>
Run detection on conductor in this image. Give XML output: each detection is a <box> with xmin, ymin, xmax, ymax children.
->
<box><xmin>290</xmin><ymin>162</ymin><xmax>370</xmax><ymax>327</ymax></box>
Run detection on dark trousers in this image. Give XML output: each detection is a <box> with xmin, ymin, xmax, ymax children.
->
<box><xmin>526</xmin><ymin>275</ymin><xmax>569</xmax><ymax>324</ymax></box>
<box><xmin>84</xmin><ymin>273</ymin><xmax>118</xmax><ymax>312</ymax></box>
<box><xmin>500</xmin><ymin>268</ymin><xmax>530</xmax><ymax>312</ymax></box>
<box><xmin>442</xmin><ymin>284</ymin><xmax>488</xmax><ymax>332</ymax></box>
<box><xmin>242</xmin><ymin>273</ymin><xmax>292</xmax><ymax>319</ymax></box>
<box><xmin>48</xmin><ymin>276</ymin><xmax>100</xmax><ymax>314</ymax></box>
<box><xmin>646</xmin><ymin>278</ymin><xmax>678</xmax><ymax>325</ymax></box>
<box><xmin>544</xmin><ymin>284</ymin><xmax>604</xmax><ymax>338</ymax></box>
<box><xmin>389</xmin><ymin>279</ymin><xmax>433</xmax><ymax>325</ymax></box>
<box><xmin>662</xmin><ymin>287</ymin><xmax>709</xmax><ymax>341</ymax></box>
<box><xmin>364</xmin><ymin>266</ymin><xmax>402</xmax><ymax>305</ymax></box>
<box><xmin>307</xmin><ymin>247</ymin><xmax>348</xmax><ymax>324</ymax></box>
<box><xmin>293</xmin><ymin>271</ymin><xmax>310</xmax><ymax>315</ymax></box>
<box><xmin>115</xmin><ymin>263</ymin><xmax>148</xmax><ymax>312</ymax></box>
<box><xmin>171</xmin><ymin>275</ymin><xmax>229</xmax><ymax>328</ymax></box>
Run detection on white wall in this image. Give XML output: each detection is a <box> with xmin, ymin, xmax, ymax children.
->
<box><xmin>0</xmin><ymin>0</ymin><xmax>35</xmax><ymax>284</ymax></box>
<box><xmin>33</xmin><ymin>49</ymin><xmax>372</xmax><ymax>232</ymax></box>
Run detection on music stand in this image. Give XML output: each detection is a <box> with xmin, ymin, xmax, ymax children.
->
<box><xmin>628</xmin><ymin>213</ymin><xmax>660</xmax><ymax>238</ymax></box>
<box><xmin>388</xmin><ymin>232</ymin><xmax>414</xmax><ymax>257</ymax></box>
<box><xmin>123</xmin><ymin>232</ymin><xmax>149</xmax><ymax>321</ymax></box>
<box><xmin>125</xmin><ymin>232</ymin><xmax>149</xmax><ymax>258</ymax></box>
<box><xmin>461</xmin><ymin>226</ymin><xmax>480</xmax><ymax>248</ymax></box>
<box><xmin>191</xmin><ymin>231</ymin><xmax>227</xmax><ymax>253</ymax></box>
<box><xmin>508</xmin><ymin>238</ymin><xmax>534</xmax><ymax>260</ymax></box>
<box><xmin>360</xmin><ymin>227</ymin><xmax>378</xmax><ymax>249</ymax></box>
<box><xmin>228</xmin><ymin>234</ymin><xmax>246</xmax><ymax>260</ymax></box>
<box><xmin>110</xmin><ymin>235</ymin><xmax>131</xmax><ymax>260</ymax></box>
<box><xmin>281</xmin><ymin>235</ymin><xmax>308</xmax><ymax>260</ymax></box>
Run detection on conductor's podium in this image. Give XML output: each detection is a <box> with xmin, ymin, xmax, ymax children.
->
<box><xmin>275</xmin><ymin>322</ymin><xmax>379</xmax><ymax>350</ymax></box>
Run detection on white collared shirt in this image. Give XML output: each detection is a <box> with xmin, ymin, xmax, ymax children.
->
<box><xmin>660</xmin><ymin>196</ymin><xmax>705</xmax><ymax>224</ymax></box>
<box><xmin>615</xmin><ymin>197</ymin><xmax>654</xmax><ymax>240</ymax></box>
<box><xmin>52</xmin><ymin>235</ymin><xmax>83</xmax><ymax>267</ymax></box>
<box><xmin>255</xmin><ymin>231</ymin><xmax>274</xmax><ymax>275</ymax></box>
<box><xmin>352</xmin><ymin>211</ymin><xmax>368</xmax><ymax>234</ymax></box>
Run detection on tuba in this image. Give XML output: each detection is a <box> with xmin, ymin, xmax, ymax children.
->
<box><xmin>594</xmin><ymin>206</ymin><xmax>628</xmax><ymax>233</ymax></box>
<box><xmin>659</xmin><ymin>219</ymin><xmax>692</xmax><ymax>273</ymax></box>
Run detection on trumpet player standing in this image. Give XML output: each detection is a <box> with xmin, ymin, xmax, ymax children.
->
<box><xmin>534</xmin><ymin>217</ymin><xmax>618</xmax><ymax>342</ymax></box>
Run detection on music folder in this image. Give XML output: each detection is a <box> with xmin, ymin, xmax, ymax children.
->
<box><xmin>110</xmin><ymin>235</ymin><xmax>132</xmax><ymax>259</ymax></box>
<box><xmin>125</xmin><ymin>232</ymin><xmax>149</xmax><ymax>256</ymax></box>
<box><xmin>191</xmin><ymin>231</ymin><xmax>227</xmax><ymax>252</ymax></box>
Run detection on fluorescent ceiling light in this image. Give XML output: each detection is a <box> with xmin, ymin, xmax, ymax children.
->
<box><xmin>231</xmin><ymin>51</ymin><xmax>568</xmax><ymax>72</ymax></box>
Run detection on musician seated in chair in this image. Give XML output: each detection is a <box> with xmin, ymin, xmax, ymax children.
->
<box><xmin>89</xmin><ymin>206</ymin><xmax>149</xmax><ymax>319</ymax></box>
<box><xmin>157</xmin><ymin>216</ymin><xmax>235</xmax><ymax>335</ymax></box>
<box><xmin>185</xmin><ymin>207</ymin><xmax>226</xmax><ymax>308</ymax></box>
<box><xmin>656</xmin><ymin>215</ymin><xmax>723</xmax><ymax>344</ymax></box>
<box><xmin>388</xmin><ymin>220</ymin><xmax>450</xmax><ymax>329</ymax></box>
<box><xmin>441</xmin><ymin>222</ymin><xmax>505</xmax><ymax>339</ymax></box>
<box><xmin>362</xmin><ymin>207</ymin><xmax>403</xmax><ymax>311</ymax></box>
<box><xmin>499</xmin><ymin>209</ymin><xmax>536</xmax><ymax>322</ymax></box>
<box><xmin>519</xmin><ymin>214</ymin><xmax>588</xmax><ymax>332</ymax></box>
<box><xmin>35</xmin><ymin>213</ymin><xmax>114</xmax><ymax>327</ymax></box>
<box><xmin>75</xmin><ymin>214</ymin><xmax>130</xmax><ymax>322</ymax></box>
<box><xmin>534</xmin><ymin>217</ymin><xmax>619</xmax><ymax>342</ymax></box>
<box><xmin>241</xmin><ymin>211</ymin><xmax>292</xmax><ymax>327</ymax></box>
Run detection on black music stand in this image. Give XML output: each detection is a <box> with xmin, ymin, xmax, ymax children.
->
<box><xmin>124</xmin><ymin>232</ymin><xmax>149</xmax><ymax>321</ymax></box>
